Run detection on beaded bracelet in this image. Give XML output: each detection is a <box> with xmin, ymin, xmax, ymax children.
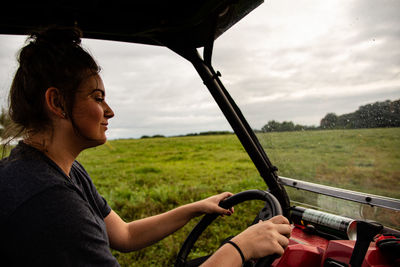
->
<box><xmin>226</xmin><ymin>240</ymin><xmax>245</xmax><ymax>264</ymax></box>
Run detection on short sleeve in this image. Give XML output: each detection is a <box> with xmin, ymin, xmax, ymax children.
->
<box><xmin>71</xmin><ymin>161</ymin><xmax>112</xmax><ymax>219</ymax></box>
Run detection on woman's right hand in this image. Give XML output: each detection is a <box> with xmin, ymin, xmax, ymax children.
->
<box><xmin>230</xmin><ymin>215</ymin><xmax>292</xmax><ymax>261</ymax></box>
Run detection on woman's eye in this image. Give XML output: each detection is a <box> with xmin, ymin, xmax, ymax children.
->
<box><xmin>95</xmin><ymin>97</ymin><xmax>104</xmax><ymax>102</ymax></box>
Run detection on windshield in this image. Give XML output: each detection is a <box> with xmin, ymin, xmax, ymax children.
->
<box><xmin>212</xmin><ymin>0</ymin><xmax>400</xmax><ymax>227</ymax></box>
<box><xmin>0</xmin><ymin>0</ymin><xmax>398</xmax><ymax>230</ymax></box>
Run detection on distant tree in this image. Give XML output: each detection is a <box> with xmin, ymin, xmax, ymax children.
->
<box><xmin>261</xmin><ymin>120</ymin><xmax>312</xmax><ymax>132</ymax></box>
<box><xmin>359</xmin><ymin>100</ymin><xmax>400</xmax><ymax>128</ymax></box>
<box><xmin>304</xmin><ymin>125</ymin><xmax>319</xmax><ymax>131</ymax></box>
<box><xmin>261</xmin><ymin>120</ymin><xmax>281</xmax><ymax>132</ymax></box>
<box><xmin>280</xmin><ymin>121</ymin><xmax>295</xmax><ymax>132</ymax></box>
<box><xmin>389</xmin><ymin>100</ymin><xmax>400</xmax><ymax>126</ymax></box>
<box><xmin>294</xmin><ymin>124</ymin><xmax>304</xmax><ymax>131</ymax></box>
<box><xmin>336</xmin><ymin>113</ymin><xmax>355</xmax><ymax>129</ymax></box>
<box><xmin>152</xmin><ymin>134</ymin><xmax>165</xmax><ymax>138</ymax></box>
<box><xmin>184</xmin><ymin>133</ymin><xmax>199</xmax><ymax>137</ymax></box>
<box><xmin>321</xmin><ymin>99</ymin><xmax>400</xmax><ymax>130</ymax></box>
<box><xmin>320</xmin><ymin>113</ymin><xmax>338</xmax><ymax>129</ymax></box>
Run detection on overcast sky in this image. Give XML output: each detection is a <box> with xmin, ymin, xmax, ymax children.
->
<box><xmin>1</xmin><ymin>0</ymin><xmax>399</xmax><ymax>139</ymax></box>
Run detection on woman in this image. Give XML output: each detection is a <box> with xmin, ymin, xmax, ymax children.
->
<box><xmin>0</xmin><ymin>27</ymin><xmax>291</xmax><ymax>266</ymax></box>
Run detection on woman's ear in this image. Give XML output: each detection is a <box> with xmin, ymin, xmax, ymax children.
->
<box><xmin>44</xmin><ymin>87</ymin><xmax>67</xmax><ymax>119</ymax></box>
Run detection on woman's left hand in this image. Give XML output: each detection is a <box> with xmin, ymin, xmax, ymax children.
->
<box><xmin>192</xmin><ymin>192</ymin><xmax>234</xmax><ymax>217</ymax></box>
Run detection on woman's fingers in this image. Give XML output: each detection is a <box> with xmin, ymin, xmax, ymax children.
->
<box><xmin>276</xmin><ymin>231</ymin><xmax>290</xmax><ymax>248</ymax></box>
<box><xmin>196</xmin><ymin>192</ymin><xmax>234</xmax><ymax>216</ymax></box>
<box><xmin>269</xmin><ymin>215</ymin><xmax>290</xmax><ymax>225</ymax></box>
<box><xmin>213</xmin><ymin>192</ymin><xmax>234</xmax><ymax>215</ymax></box>
<box><xmin>275</xmin><ymin>223</ymin><xmax>292</xmax><ymax>237</ymax></box>
<box><xmin>216</xmin><ymin>192</ymin><xmax>234</xmax><ymax>204</ymax></box>
<box><xmin>271</xmin><ymin>240</ymin><xmax>286</xmax><ymax>256</ymax></box>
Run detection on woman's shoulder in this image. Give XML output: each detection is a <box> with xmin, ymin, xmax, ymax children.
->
<box><xmin>0</xmin><ymin>143</ymin><xmax>69</xmax><ymax>187</ymax></box>
<box><xmin>0</xmin><ymin>143</ymin><xmax>73</xmax><ymax>221</ymax></box>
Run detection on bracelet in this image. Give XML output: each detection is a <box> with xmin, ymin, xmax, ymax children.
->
<box><xmin>226</xmin><ymin>240</ymin><xmax>245</xmax><ymax>264</ymax></box>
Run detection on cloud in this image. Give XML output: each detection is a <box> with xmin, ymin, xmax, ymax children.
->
<box><xmin>0</xmin><ymin>35</ymin><xmax>27</xmax><ymax>106</ymax></box>
<box><xmin>209</xmin><ymin>0</ymin><xmax>400</xmax><ymax>128</ymax></box>
<box><xmin>79</xmin><ymin>39</ymin><xmax>232</xmax><ymax>138</ymax></box>
<box><xmin>0</xmin><ymin>0</ymin><xmax>399</xmax><ymax>138</ymax></box>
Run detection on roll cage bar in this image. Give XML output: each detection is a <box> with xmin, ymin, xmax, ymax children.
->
<box><xmin>0</xmin><ymin>0</ymin><xmax>291</xmax><ymax>216</ymax></box>
<box><xmin>168</xmin><ymin>46</ymin><xmax>291</xmax><ymax>217</ymax></box>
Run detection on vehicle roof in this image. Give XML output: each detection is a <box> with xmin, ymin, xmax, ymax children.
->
<box><xmin>0</xmin><ymin>0</ymin><xmax>262</xmax><ymax>48</ymax></box>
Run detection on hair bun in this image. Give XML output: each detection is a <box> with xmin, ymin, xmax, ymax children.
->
<box><xmin>31</xmin><ymin>26</ymin><xmax>83</xmax><ymax>46</ymax></box>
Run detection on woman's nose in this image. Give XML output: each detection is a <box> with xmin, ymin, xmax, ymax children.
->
<box><xmin>104</xmin><ymin>103</ymin><xmax>114</xmax><ymax>119</ymax></box>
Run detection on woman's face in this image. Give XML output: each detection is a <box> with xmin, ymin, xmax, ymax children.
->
<box><xmin>71</xmin><ymin>74</ymin><xmax>114</xmax><ymax>147</ymax></box>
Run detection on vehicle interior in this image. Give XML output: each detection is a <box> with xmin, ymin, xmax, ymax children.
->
<box><xmin>1</xmin><ymin>0</ymin><xmax>399</xmax><ymax>266</ymax></box>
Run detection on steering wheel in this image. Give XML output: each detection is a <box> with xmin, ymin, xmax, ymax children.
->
<box><xmin>175</xmin><ymin>189</ymin><xmax>283</xmax><ymax>267</ymax></box>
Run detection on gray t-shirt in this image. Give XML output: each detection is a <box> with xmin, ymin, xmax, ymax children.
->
<box><xmin>0</xmin><ymin>142</ymin><xmax>120</xmax><ymax>266</ymax></box>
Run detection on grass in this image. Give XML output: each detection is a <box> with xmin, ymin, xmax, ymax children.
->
<box><xmin>257</xmin><ymin>128</ymin><xmax>400</xmax><ymax>197</ymax></box>
<box><xmin>73</xmin><ymin>128</ymin><xmax>400</xmax><ymax>266</ymax></box>
<box><xmin>78</xmin><ymin>135</ymin><xmax>264</xmax><ymax>266</ymax></box>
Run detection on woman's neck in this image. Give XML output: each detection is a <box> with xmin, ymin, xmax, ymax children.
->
<box><xmin>24</xmin><ymin>132</ymin><xmax>81</xmax><ymax>177</ymax></box>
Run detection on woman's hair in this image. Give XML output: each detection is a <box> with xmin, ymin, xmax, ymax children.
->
<box><xmin>6</xmin><ymin>26</ymin><xmax>100</xmax><ymax>140</ymax></box>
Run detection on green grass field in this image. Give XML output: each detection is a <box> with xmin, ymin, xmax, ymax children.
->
<box><xmin>75</xmin><ymin>127</ymin><xmax>400</xmax><ymax>266</ymax></box>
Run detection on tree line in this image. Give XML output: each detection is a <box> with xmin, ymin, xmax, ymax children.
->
<box><xmin>140</xmin><ymin>131</ymin><xmax>233</xmax><ymax>139</ymax></box>
<box><xmin>259</xmin><ymin>121</ymin><xmax>318</xmax><ymax>133</ymax></box>
<box><xmin>1</xmin><ymin>99</ymin><xmax>399</xmax><ymax>138</ymax></box>
<box><xmin>320</xmin><ymin>99</ymin><xmax>400</xmax><ymax>129</ymax></box>
<box><xmin>260</xmin><ymin>99</ymin><xmax>400</xmax><ymax>132</ymax></box>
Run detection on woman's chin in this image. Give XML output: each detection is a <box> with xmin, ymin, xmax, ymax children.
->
<box><xmin>82</xmin><ymin>137</ymin><xmax>107</xmax><ymax>149</ymax></box>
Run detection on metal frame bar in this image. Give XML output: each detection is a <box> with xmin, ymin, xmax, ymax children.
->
<box><xmin>166</xmin><ymin>45</ymin><xmax>291</xmax><ymax>217</ymax></box>
<box><xmin>279</xmin><ymin>176</ymin><xmax>400</xmax><ymax>211</ymax></box>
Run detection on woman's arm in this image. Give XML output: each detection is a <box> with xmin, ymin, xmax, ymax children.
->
<box><xmin>104</xmin><ymin>192</ymin><xmax>233</xmax><ymax>252</ymax></box>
